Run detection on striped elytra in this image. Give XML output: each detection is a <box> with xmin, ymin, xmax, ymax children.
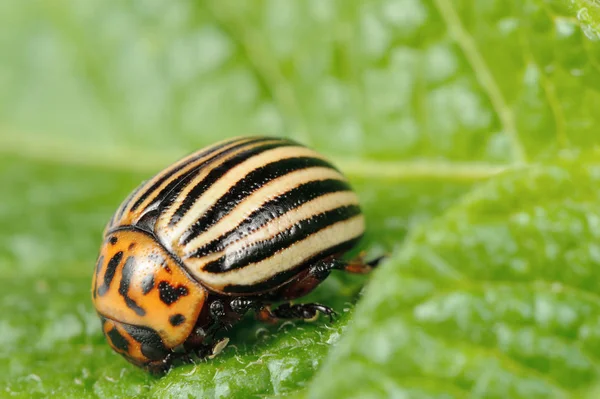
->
<box><xmin>92</xmin><ymin>136</ymin><xmax>371</xmax><ymax>373</ymax></box>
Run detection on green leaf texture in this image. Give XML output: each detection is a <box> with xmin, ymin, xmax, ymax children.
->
<box><xmin>309</xmin><ymin>153</ymin><xmax>600</xmax><ymax>399</ymax></box>
<box><xmin>1</xmin><ymin>0</ymin><xmax>600</xmax><ymax>398</ymax></box>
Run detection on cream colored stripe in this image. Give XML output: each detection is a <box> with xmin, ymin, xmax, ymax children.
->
<box><xmin>156</xmin><ymin>140</ymin><xmax>283</xmax><ymax>241</ymax></box>
<box><xmin>127</xmin><ymin>137</ymin><xmax>257</xmax><ymax>219</ymax></box>
<box><xmin>186</xmin><ymin>190</ymin><xmax>360</xmax><ymax>263</ymax></box>
<box><xmin>182</xmin><ymin>166</ymin><xmax>347</xmax><ymax>250</ymax></box>
<box><xmin>164</xmin><ymin>145</ymin><xmax>329</xmax><ymax>244</ymax></box>
<box><xmin>190</xmin><ymin>214</ymin><xmax>365</xmax><ymax>289</ymax></box>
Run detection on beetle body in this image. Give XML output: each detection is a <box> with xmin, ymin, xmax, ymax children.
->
<box><xmin>92</xmin><ymin>136</ymin><xmax>376</xmax><ymax>373</ymax></box>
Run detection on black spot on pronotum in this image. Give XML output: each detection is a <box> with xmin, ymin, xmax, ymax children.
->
<box><xmin>119</xmin><ymin>256</ymin><xmax>146</xmax><ymax>316</ymax></box>
<box><xmin>110</xmin><ymin>236</ymin><xmax>118</xmax><ymax>245</ymax></box>
<box><xmin>107</xmin><ymin>327</ymin><xmax>129</xmax><ymax>352</ymax></box>
<box><xmin>98</xmin><ymin>251</ymin><xmax>123</xmax><ymax>296</ymax></box>
<box><xmin>93</xmin><ymin>255</ymin><xmax>105</xmax><ymax>299</ymax></box>
<box><xmin>95</xmin><ymin>255</ymin><xmax>105</xmax><ymax>276</ymax></box>
<box><xmin>158</xmin><ymin>281</ymin><xmax>189</xmax><ymax>305</ymax></box>
<box><xmin>125</xmin><ymin>297</ymin><xmax>146</xmax><ymax>317</ymax></box>
<box><xmin>149</xmin><ymin>253</ymin><xmax>171</xmax><ymax>274</ymax></box>
<box><xmin>169</xmin><ymin>314</ymin><xmax>186</xmax><ymax>326</ymax></box>
<box><xmin>128</xmin><ymin>242</ymin><xmax>136</xmax><ymax>251</ymax></box>
<box><xmin>141</xmin><ymin>273</ymin><xmax>155</xmax><ymax>295</ymax></box>
<box><xmin>122</xmin><ymin>324</ymin><xmax>168</xmax><ymax>361</ymax></box>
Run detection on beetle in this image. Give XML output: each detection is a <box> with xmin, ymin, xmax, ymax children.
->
<box><xmin>92</xmin><ymin>136</ymin><xmax>381</xmax><ymax>373</ymax></box>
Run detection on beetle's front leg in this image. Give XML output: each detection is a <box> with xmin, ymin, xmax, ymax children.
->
<box><xmin>202</xmin><ymin>299</ymin><xmax>237</xmax><ymax>336</ymax></box>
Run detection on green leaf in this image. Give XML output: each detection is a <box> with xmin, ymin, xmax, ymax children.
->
<box><xmin>2</xmin><ymin>0</ymin><xmax>600</xmax><ymax>398</ymax></box>
<box><xmin>308</xmin><ymin>152</ymin><xmax>600</xmax><ymax>398</ymax></box>
<box><xmin>3</xmin><ymin>0</ymin><xmax>598</xmax><ymax>161</ymax></box>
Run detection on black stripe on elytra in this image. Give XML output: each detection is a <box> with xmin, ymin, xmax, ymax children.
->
<box><xmin>119</xmin><ymin>256</ymin><xmax>146</xmax><ymax>316</ymax></box>
<box><xmin>97</xmin><ymin>251</ymin><xmax>123</xmax><ymax>296</ymax></box>
<box><xmin>169</xmin><ymin>140</ymin><xmax>297</xmax><ymax>226</ymax></box>
<box><xmin>107</xmin><ymin>327</ymin><xmax>130</xmax><ymax>353</ymax></box>
<box><xmin>107</xmin><ymin>213</ymin><xmax>116</xmax><ymax>231</ymax></box>
<box><xmin>181</xmin><ymin>156</ymin><xmax>338</xmax><ymax>245</ymax></box>
<box><xmin>222</xmin><ymin>235</ymin><xmax>363</xmax><ymax>294</ymax></box>
<box><xmin>115</xmin><ymin>180</ymin><xmax>147</xmax><ymax>221</ymax></box>
<box><xmin>128</xmin><ymin>139</ymin><xmax>239</xmax><ymax>212</ymax></box>
<box><xmin>147</xmin><ymin>139</ymin><xmax>269</xmax><ymax>228</ymax></box>
<box><xmin>130</xmin><ymin>137</ymin><xmax>271</xmax><ymax>214</ymax></box>
<box><xmin>203</xmin><ymin>204</ymin><xmax>361</xmax><ymax>274</ymax></box>
<box><xmin>188</xmin><ymin>179</ymin><xmax>351</xmax><ymax>258</ymax></box>
<box><xmin>121</xmin><ymin>323</ymin><xmax>168</xmax><ymax>361</ymax></box>
<box><xmin>158</xmin><ymin>281</ymin><xmax>189</xmax><ymax>305</ymax></box>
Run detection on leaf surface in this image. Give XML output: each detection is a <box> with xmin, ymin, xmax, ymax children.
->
<box><xmin>1</xmin><ymin>0</ymin><xmax>600</xmax><ymax>398</ymax></box>
<box><xmin>309</xmin><ymin>153</ymin><xmax>600</xmax><ymax>398</ymax></box>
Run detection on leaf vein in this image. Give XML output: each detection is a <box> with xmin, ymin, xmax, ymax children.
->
<box><xmin>205</xmin><ymin>1</ymin><xmax>311</xmax><ymax>146</ymax></box>
<box><xmin>0</xmin><ymin>131</ymin><xmax>508</xmax><ymax>181</ymax></box>
<box><xmin>432</xmin><ymin>0</ymin><xmax>527</xmax><ymax>164</ymax></box>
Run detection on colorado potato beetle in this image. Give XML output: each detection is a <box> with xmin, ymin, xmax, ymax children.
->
<box><xmin>92</xmin><ymin>136</ymin><xmax>381</xmax><ymax>373</ymax></box>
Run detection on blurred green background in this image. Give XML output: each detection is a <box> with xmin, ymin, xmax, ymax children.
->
<box><xmin>2</xmin><ymin>1</ymin><xmax>600</xmax><ymax>398</ymax></box>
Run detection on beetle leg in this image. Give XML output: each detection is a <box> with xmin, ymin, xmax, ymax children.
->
<box><xmin>332</xmin><ymin>253</ymin><xmax>386</xmax><ymax>274</ymax></box>
<box><xmin>261</xmin><ymin>302</ymin><xmax>336</xmax><ymax>323</ymax></box>
<box><xmin>194</xmin><ymin>343</ymin><xmax>216</xmax><ymax>359</ymax></box>
<box><xmin>209</xmin><ymin>299</ymin><xmax>227</xmax><ymax>320</ymax></box>
<box><xmin>269</xmin><ymin>255</ymin><xmax>384</xmax><ymax>302</ymax></box>
<box><xmin>172</xmin><ymin>352</ymin><xmax>196</xmax><ymax>365</ymax></box>
<box><xmin>151</xmin><ymin>350</ymin><xmax>195</xmax><ymax>373</ymax></box>
<box><xmin>205</xmin><ymin>299</ymin><xmax>238</xmax><ymax>335</ymax></box>
<box><xmin>299</xmin><ymin>254</ymin><xmax>383</xmax><ymax>283</ymax></box>
<box><xmin>230</xmin><ymin>297</ymin><xmax>262</xmax><ymax>314</ymax></box>
<box><xmin>307</xmin><ymin>254</ymin><xmax>385</xmax><ymax>280</ymax></box>
<box><xmin>255</xmin><ymin>306</ymin><xmax>277</xmax><ymax>324</ymax></box>
<box><xmin>209</xmin><ymin>297</ymin><xmax>270</xmax><ymax>331</ymax></box>
<box><xmin>229</xmin><ymin>297</ymin><xmax>334</xmax><ymax>324</ymax></box>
